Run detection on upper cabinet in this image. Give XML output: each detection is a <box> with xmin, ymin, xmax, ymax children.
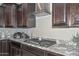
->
<box><xmin>26</xmin><ymin>3</ymin><xmax>35</xmax><ymax>28</ymax></box>
<box><xmin>17</xmin><ymin>3</ymin><xmax>35</xmax><ymax>28</ymax></box>
<box><xmin>1</xmin><ymin>3</ymin><xmax>79</xmax><ymax>28</ymax></box>
<box><xmin>52</xmin><ymin>3</ymin><xmax>79</xmax><ymax>28</ymax></box>
<box><xmin>3</xmin><ymin>4</ymin><xmax>17</xmax><ymax>28</ymax></box>
<box><xmin>0</xmin><ymin>6</ymin><xmax>4</xmax><ymax>27</ymax></box>
<box><xmin>52</xmin><ymin>3</ymin><xmax>67</xmax><ymax>27</ymax></box>
<box><xmin>69</xmin><ymin>4</ymin><xmax>79</xmax><ymax>27</ymax></box>
<box><xmin>0</xmin><ymin>3</ymin><xmax>36</xmax><ymax>28</ymax></box>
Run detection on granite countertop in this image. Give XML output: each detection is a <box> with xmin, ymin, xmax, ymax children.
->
<box><xmin>0</xmin><ymin>38</ymin><xmax>79</xmax><ymax>56</ymax></box>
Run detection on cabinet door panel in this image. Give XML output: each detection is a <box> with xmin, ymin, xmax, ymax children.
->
<box><xmin>10</xmin><ymin>47</ymin><xmax>22</xmax><ymax>56</ymax></box>
<box><xmin>2</xmin><ymin>41</ymin><xmax>7</xmax><ymax>53</ymax></box>
<box><xmin>69</xmin><ymin>4</ymin><xmax>79</xmax><ymax>26</ymax></box>
<box><xmin>0</xmin><ymin>40</ymin><xmax>9</xmax><ymax>56</ymax></box>
<box><xmin>17</xmin><ymin>4</ymin><xmax>28</xmax><ymax>27</ymax></box>
<box><xmin>52</xmin><ymin>3</ymin><xmax>67</xmax><ymax>27</ymax></box>
<box><xmin>3</xmin><ymin>4</ymin><xmax>17</xmax><ymax>28</ymax></box>
<box><xmin>0</xmin><ymin>7</ymin><xmax>4</xmax><ymax>27</ymax></box>
<box><xmin>2</xmin><ymin>40</ymin><xmax>9</xmax><ymax>56</ymax></box>
<box><xmin>17</xmin><ymin>6</ymin><xmax>24</xmax><ymax>27</ymax></box>
<box><xmin>10</xmin><ymin>41</ymin><xmax>22</xmax><ymax>56</ymax></box>
<box><xmin>26</xmin><ymin>3</ymin><xmax>35</xmax><ymax>28</ymax></box>
<box><xmin>17</xmin><ymin>3</ymin><xmax>35</xmax><ymax>28</ymax></box>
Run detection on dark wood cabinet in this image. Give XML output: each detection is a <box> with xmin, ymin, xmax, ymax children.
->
<box><xmin>0</xmin><ymin>7</ymin><xmax>4</xmax><ymax>27</ymax></box>
<box><xmin>26</xmin><ymin>3</ymin><xmax>36</xmax><ymax>28</ymax></box>
<box><xmin>10</xmin><ymin>46</ymin><xmax>22</xmax><ymax>56</ymax></box>
<box><xmin>52</xmin><ymin>3</ymin><xmax>79</xmax><ymax>27</ymax></box>
<box><xmin>2</xmin><ymin>4</ymin><xmax>17</xmax><ymax>28</ymax></box>
<box><xmin>0</xmin><ymin>40</ymin><xmax>64</xmax><ymax>56</ymax></box>
<box><xmin>1</xmin><ymin>40</ymin><xmax>10</xmax><ymax>56</ymax></box>
<box><xmin>68</xmin><ymin>3</ymin><xmax>79</xmax><ymax>27</ymax></box>
<box><xmin>17</xmin><ymin>3</ymin><xmax>35</xmax><ymax>28</ymax></box>
<box><xmin>0</xmin><ymin>3</ymin><xmax>36</xmax><ymax>28</ymax></box>
<box><xmin>0</xmin><ymin>40</ymin><xmax>9</xmax><ymax>56</ymax></box>
<box><xmin>17</xmin><ymin>4</ymin><xmax>25</xmax><ymax>27</ymax></box>
<box><xmin>22</xmin><ymin>44</ymin><xmax>64</xmax><ymax>56</ymax></box>
<box><xmin>22</xmin><ymin>44</ymin><xmax>36</xmax><ymax>56</ymax></box>
<box><xmin>52</xmin><ymin>3</ymin><xmax>67</xmax><ymax>27</ymax></box>
<box><xmin>9</xmin><ymin>41</ymin><xmax>22</xmax><ymax>56</ymax></box>
<box><xmin>22</xmin><ymin>44</ymin><xmax>63</xmax><ymax>56</ymax></box>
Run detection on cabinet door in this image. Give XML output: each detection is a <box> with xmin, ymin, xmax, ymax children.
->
<box><xmin>52</xmin><ymin>3</ymin><xmax>67</xmax><ymax>27</ymax></box>
<box><xmin>3</xmin><ymin>4</ymin><xmax>17</xmax><ymax>28</ymax></box>
<box><xmin>17</xmin><ymin>3</ymin><xmax>35</xmax><ymax>28</ymax></box>
<box><xmin>68</xmin><ymin>3</ymin><xmax>79</xmax><ymax>26</ymax></box>
<box><xmin>10</xmin><ymin>47</ymin><xmax>22</xmax><ymax>56</ymax></box>
<box><xmin>0</xmin><ymin>40</ymin><xmax>9</xmax><ymax>56</ymax></box>
<box><xmin>0</xmin><ymin>7</ymin><xmax>4</xmax><ymax>27</ymax></box>
<box><xmin>2</xmin><ymin>40</ymin><xmax>9</xmax><ymax>56</ymax></box>
<box><xmin>9</xmin><ymin>41</ymin><xmax>22</xmax><ymax>56</ymax></box>
<box><xmin>24</xmin><ymin>3</ymin><xmax>35</xmax><ymax>28</ymax></box>
<box><xmin>17</xmin><ymin>5</ymin><xmax>24</xmax><ymax>27</ymax></box>
<box><xmin>17</xmin><ymin>4</ymin><xmax>28</xmax><ymax>27</ymax></box>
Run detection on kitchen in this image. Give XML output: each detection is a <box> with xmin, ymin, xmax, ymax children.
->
<box><xmin>0</xmin><ymin>3</ymin><xmax>79</xmax><ymax>56</ymax></box>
